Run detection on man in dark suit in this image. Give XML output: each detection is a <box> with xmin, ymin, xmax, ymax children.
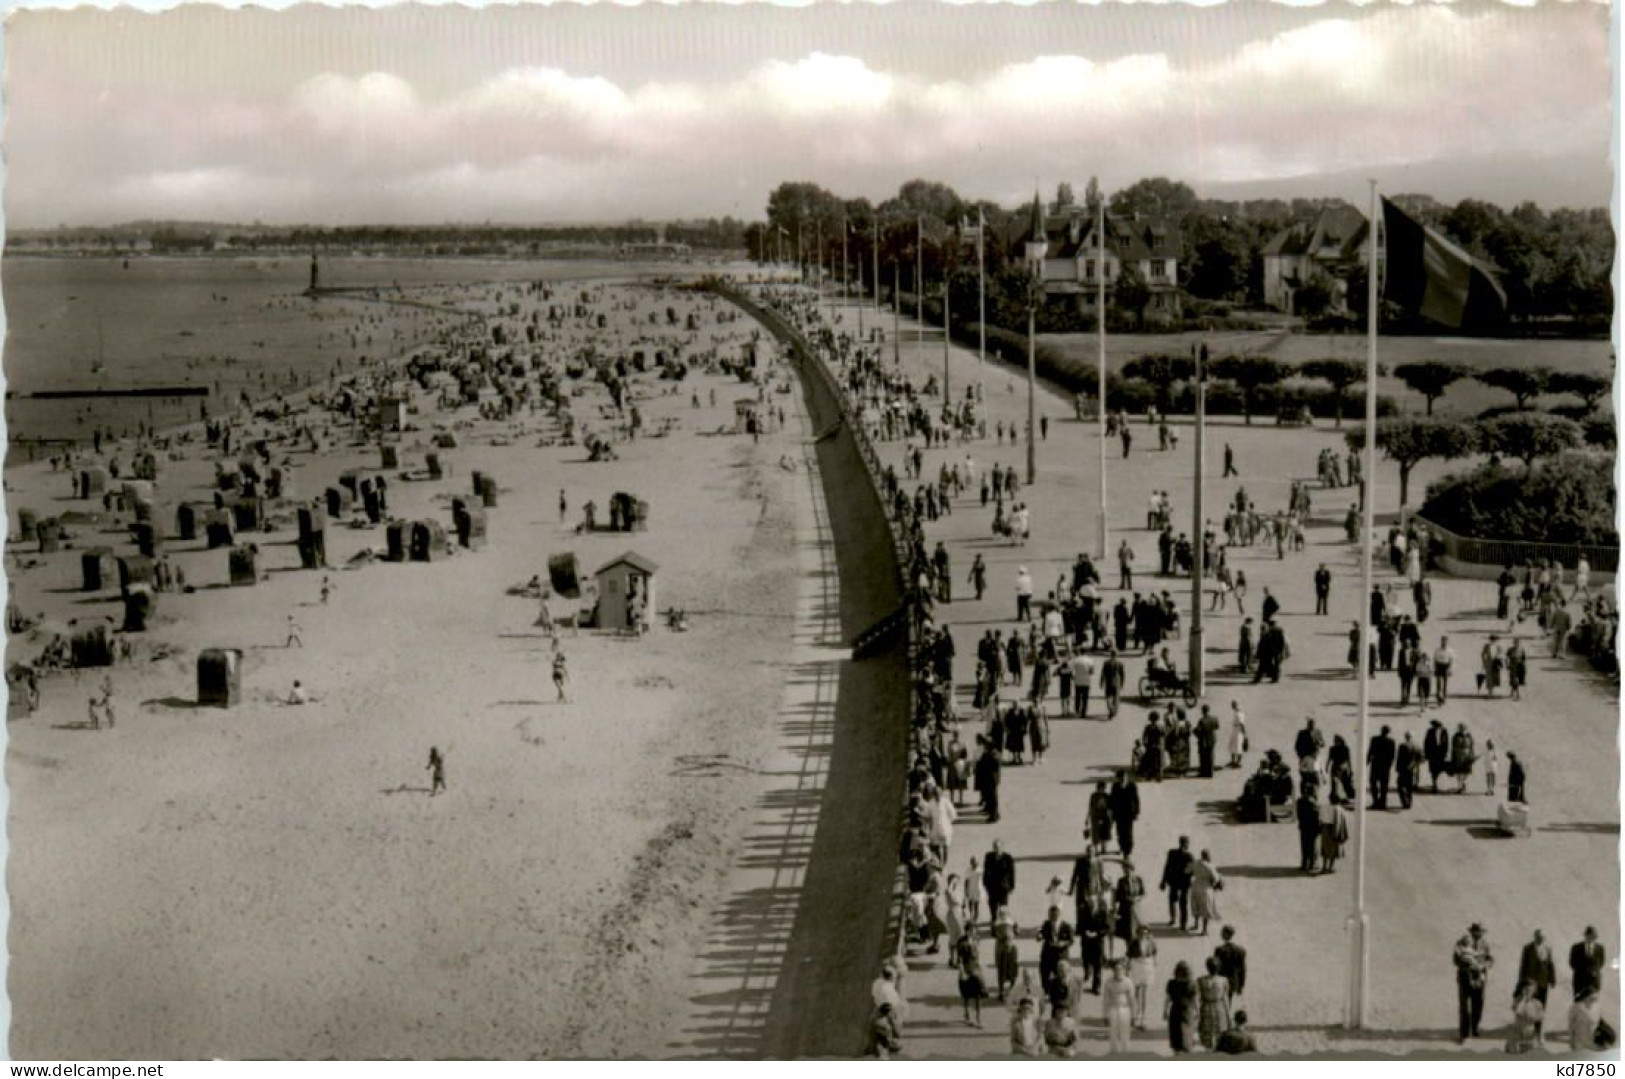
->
<box><xmin>1110</xmin><ymin>771</ymin><xmax>1140</xmax><ymax>856</ymax></box>
<box><xmin>1313</xmin><ymin>564</ymin><xmax>1332</xmax><ymax>616</ymax></box>
<box><xmin>1367</xmin><ymin>725</ymin><xmax>1396</xmax><ymax>810</ymax></box>
<box><xmin>1571</xmin><ymin>926</ymin><xmax>1606</xmax><ymax>1000</ymax></box>
<box><xmin>1296</xmin><ymin>793</ymin><xmax>1322</xmax><ymax>873</ymax></box>
<box><xmin>1396</xmin><ymin>733</ymin><xmax>1419</xmax><ymax>810</ymax></box>
<box><xmin>983</xmin><ymin>839</ymin><xmax>1017</xmax><ymax>917</ymax></box>
<box><xmin>1159</xmin><ymin>836</ymin><xmax>1195</xmax><ymax>931</ymax></box>
<box><xmin>1519</xmin><ymin>929</ymin><xmax>1557</xmax><ymax>1033</ymax></box>
<box><xmin>1195</xmin><ymin>706</ymin><xmax>1221</xmax><ymax>778</ymax></box>
<box><xmin>1214</xmin><ymin>925</ymin><xmax>1248</xmax><ymax>999</ymax></box>
<box><xmin>1068</xmin><ymin>841</ymin><xmax>1105</xmax><ymax>923</ymax></box>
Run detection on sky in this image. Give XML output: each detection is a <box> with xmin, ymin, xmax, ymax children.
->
<box><xmin>3</xmin><ymin>1</ymin><xmax>1614</xmax><ymax>227</ymax></box>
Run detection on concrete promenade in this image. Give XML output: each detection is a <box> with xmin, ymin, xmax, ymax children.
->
<box><xmin>833</xmin><ymin>294</ymin><xmax>1618</xmax><ymax>1058</ymax></box>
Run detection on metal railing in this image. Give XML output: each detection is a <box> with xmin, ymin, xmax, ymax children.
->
<box><xmin>711</xmin><ymin>281</ymin><xmax>917</xmax><ymax>1042</ymax></box>
<box><xmin>1409</xmin><ymin>511</ymin><xmax>1619</xmax><ymax>574</ymax></box>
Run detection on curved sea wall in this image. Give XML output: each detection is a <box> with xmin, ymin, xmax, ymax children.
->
<box><xmin>714</xmin><ymin>282</ymin><xmax>911</xmax><ymax>1057</ymax></box>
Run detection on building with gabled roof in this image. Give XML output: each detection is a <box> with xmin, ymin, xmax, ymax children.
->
<box><xmin>1017</xmin><ymin>201</ymin><xmax>1183</xmax><ymax>323</ymax></box>
<box><xmin>1261</xmin><ymin>203</ymin><xmax>1372</xmax><ymax>314</ymax></box>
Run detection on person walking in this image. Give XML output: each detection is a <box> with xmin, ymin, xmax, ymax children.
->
<box><xmin>968</xmin><ymin>553</ymin><xmax>987</xmax><ymax>602</ymax></box>
<box><xmin>993</xmin><ymin>906</ymin><xmax>1022</xmax><ymax>1001</ymax></box>
<box><xmin>1070</xmin><ymin>651</ymin><xmax>1095</xmax><ymax>718</ymax></box>
<box><xmin>1319</xmin><ymin>794</ymin><xmax>1349</xmax><ymax>873</ymax></box>
<box><xmin>285</xmin><ymin>614</ymin><xmax>304</xmax><ymax>648</ymax></box>
<box><xmin>1015</xmin><ymin>566</ymin><xmax>1034</xmax><ymax>623</ymax></box>
<box><xmin>1434</xmin><ymin>636</ymin><xmax>1456</xmax><ymax>704</ymax></box>
<box><xmin>1296</xmin><ymin>790</ymin><xmax>1323</xmax><ymax>873</ymax></box>
<box><xmin>1451</xmin><ymin>723</ymin><xmax>1477</xmax><ymax>794</ymax></box>
<box><xmin>1570</xmin><ymin>927</ymin><xmax>1606</xmax><ymax>1001</ymax></box>
<box><xmin>1507</xmin><ymin>637</ymin><xmax>1528</xmax><ymax>700</ymax></box>
<box><xmin>1223</xmin><ymin>443</ymin><xmax>1237</xmax><ymax>478</ymax></box>
<box><xmin>951</xmin><ymin>929</ymin><xmax>989</xmax><ymax>1027</ymax></box>
<box><xmin>1127</xmin><ymin>924</ymin><xmax>1158</xmax><ymax>1030</ymax></box>
<box><xmin>1110</xmin><ymin>770</ymin><xmax>1140</xmax><ymax>856</ymax></box>
<box><xmin>1159</xmin><ymin>836</ymin><xmax>1195</xmax><ymax>932</ymax></box>
<box><xmin>552</xmin><ymin>647</ymin><xmax>570</xmax><ymax>702</ymax></box>
<box><xmin>1227</xmin><ymin>702</ymin><xmax>1247</xmax><ymax>768</ymax></box>
<box><xmin>1103</xmin><ymin>959</ymin><xmax>1136</xmax><ymax>1053</ymax></box>
<box><xmin>1214</xmin><ymin>925</ymin><xmax>1247</xmax><ymax>1003</ymax></box>
<box><xmin>1455</xmin><ymin>923</ymin><xmax>1495</xmax><ymax>1042</ymax></box>
<box><xmin>1197</xmin><ymin>957</ymin><xmax>1233</xmax><ymax>1049</ymax></box>
<box><xmin>1367</xmin><ymin>725</ymin><xmax>1396</xmax><ymax>809</ymax></box>
<box><xmin>1507</xmin><ymin>752</ymin><xmax>1526</xmax><ymax>804</ymax></box>
<box><xmin>1118</xmin><ymin>540</ymin><xmax>1134</xmax><ymax>591</ymax></box>
<box><xmin>1314</xmin><ymin>564</ymin><xmax>1332</xmax><ymax>616</ymax></box>
<box><xmin>426</xmin><ymin>746</ymin><xmax>446</xmax><ymax>796</ymax></box>
<box><xmin>1195</xmin><ymin>706</ymin><xmax>1220</xmax><ymax>778</ymax></box>
<box><xmin>1164</xmin><ymin>961</ymin><xmax>1198</xmax><ymax>1054</ymax></box>
<box><xmin>1519</xmin><ymin>929</ymin><xmax>1557</xmax><ymax>1026</ymax></box>
<box><xmin>1396</xmin><ymin>732</ymin><xmax>1419</xmax><ymax>809</ymax></box>
<box><xmin>1190</xmin><ymin>850</ymin><xmax>1222</xmax><ymax>935</ymax></box>
<box><xmin>1101</xmin><ymin>648</ymin><xmax>1126</xmax><ymax>719</ymax></box>
<box><xmin>983</xmin><ymin>840</ymin><xmax>1017</xmax><ymax>916</ymax></box>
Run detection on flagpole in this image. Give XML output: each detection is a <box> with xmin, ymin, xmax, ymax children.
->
<box><xmin>1347</xmin><ymin>177</ymin><xmax>1378</xmax><ymax>1031</ymax></box>
<box><xmin>942</xmin><ymin>238</ymin><xmax>951</xmax><ymax>408</ymax></box>
<box><xmin>892</xmin><ymin>258</ymin><xmax>901</xmax><ymax>367</ymax></box>
<box><xmin>1097</xmin><ymin>191</ymin><xmax>1109</xmax><ymax>562</ymax></box>
<box><xmin>977</xmin><ymin>207</ymin><xmax>987</xmax><ymax>401</ymax></box>
<box><xmin>873</xmin><ymin>220</ymin><xmax>881</xmax><ymax>315</ymax></box>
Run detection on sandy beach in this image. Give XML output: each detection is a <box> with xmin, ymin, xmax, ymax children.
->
<box><xmin>6</xmin><ymin>270</ymin><xmax>822</xmax><ymax>1058</ymax></box>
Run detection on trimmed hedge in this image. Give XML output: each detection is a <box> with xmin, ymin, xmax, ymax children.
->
<box><xmin>1420</xmin><ymin>452</ymin><xmax>1617</xmax><ymax>546</ymax></box>
<box><xmin>961</xmin><ymin>323</ymin><xmax>1396</xmax><ymax>420</ymax></box>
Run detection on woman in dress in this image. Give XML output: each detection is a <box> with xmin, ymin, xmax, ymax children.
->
<box><xmin>1127</xmin><ymin>924</ymin><xmax>1158</xmax><ymax>1030</ymax></box>
<box><xmin>1451</xmin><ymin>723</ymin><xmax>1477</xmax><ymax>794</ymax></box>
<box><xmin>1227</xmin><ymin>702</ymin><xmax>1247</xmax><ymax>769</ymax></box>
<box><xmin>942</xmin><ymin>874</ymin><xmax>965</xmax><ymax>950</ymax></box>
<box><xmin>1029</xmin><ymin>706</ymin><xmax>1049</xmax><ymax>767</ymax></box>
<box><xmin>951</xmin><ymin>928</ymin><xmax>988</xmax><ymax>1027</ymax></box>
<box><xmin>1005</xmin><ymin>704</ymin><xmax>1028</xmax><ymax>766</ymax></box>
<box><xmin>992</xmin><ymin>906</ymin><xmax>1021</xmax><ymax>1001</ymax></box>
<box><xmin>1164</xmin><ymin>961</ymin><xmax>1198</xmax><ymax>1054</ymax></box>
<box><xmin>1320</xmin><ymin>795</ymin><xmax>1350</xmax><ymax>873</ymax></box>
<box><xmin>1189</xmin><ymin>850</ymin><xmax>1223</xmax><ymax>936</ymax></box>
<box><xmin>1169</xmin><ymin>709</ymin><xmax>1192</xmax><ymax>776</ymax></box>
<box><xmin>1114</xmin><ymin>861</ymin><xmax>1145</xmax><ymax>946</ymax></box>
<box><xmin>1197</xmin><ymin>957</ymin><xmax>1233</xmax><ymax>1049</ymax></box>
<box><xmin>1103</xmin><ymin>959</ymin><xmax>1137</xmax><ymax>1053</ymax></box>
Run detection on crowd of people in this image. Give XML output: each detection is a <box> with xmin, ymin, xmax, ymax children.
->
<box><xmin>753</xmin><ymin>283</ymin><xmax>1611</xmax><ymax>1060</ymax></box>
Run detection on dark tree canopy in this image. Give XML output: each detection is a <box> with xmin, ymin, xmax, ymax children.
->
<box><xmin>1345</xmin><ymin>415</ymin><xmax>1478</xmax><ymax>505</ymax></box>
<box><xmin>1301</xmin><ymin>358</ymin><xmax>1379</xmax><ymax>427</ymax></box>
<box><xmin>1121</xmin><ymin>353</ymin><xmax>1195</xmax><ymax>412</ymax></box>
<box><xmin>1474</xmin><ymin>366</ymin><xmax>1553</xmax><ymax>409</ymax></box>
<box><xmin>1392</xmin><ymin>361</ymin><xmax>1470</xmax><ymax>416</ymax></box>
<box><xmin>1211</xmin><ymin>356</ymin><xmax>1289</xmax><ymax>424</ymax></box>
<box><xmin>1547</xmin><ymin>370</ymin><xmax>1611</xmax><ymax>414</ymax></box>
<box><xmin>1421</xmin><ymin>452</ymin><xmax>1615</xmax><ymax>546</ymax></box>
<box><xmin>1477</xmin><ymin>411</ymin><xmax>1583</xmax><ymax>468</ymax></box>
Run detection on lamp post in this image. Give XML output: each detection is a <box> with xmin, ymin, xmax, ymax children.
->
<box><xmin>1189</xmin><ymin>341</ymin><xmax>1209</xmax><ymax>698</ymax></box>
<box><xmin>892</xmin><ymin>258</ymin><xmax>901</xmax><ymax>367</ymax></box>
<box><xmin>1022</xmin><ymin>190</ymin><xmax>1048</xmax><ymax>485</ymax></box>
<box><xmin>977</xmin><ymin>207</ymin><xmax>987</xmax><ymax>401</ymax></box>
<box><xmin>1096</xmin><ymin>191</ymin><xmax>1109</xmax><ymax>562</ymax></box>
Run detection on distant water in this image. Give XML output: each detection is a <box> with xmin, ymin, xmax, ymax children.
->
<box><xmin>3</xmin><ymin>254</ymin><xmax>727</xmax><ymax>452</ymax></box>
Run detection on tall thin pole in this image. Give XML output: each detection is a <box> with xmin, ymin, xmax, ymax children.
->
<box><xmin>797</xmin><ymin>219</ymin><xmax>804</xmax><ymax>282</ymax></box>
<box><xmin>1189</xmin><ymin>342</ymin><xmax>1207</xmax><ymax>697</ymax></box>
<box><xmin>943</xmin><ymin>256</ymin><xmax>952</xmax><ymax>407</ymax></box>
<box><xmin>1026</xmin><ymin>267</ymin><xmax>1038</xmax><ymax>485</ymax></box>
<box><xmin>1097</xmin><ymin>193</ymin><xmax>1109</xmax><ymax>561</ymax></box>
<box><xmin>1348</xmin><ymin>179</ymin><xmax>1379</xmax><ymax>1031</ymax></box>
<box><xmin>892</xmin><ymin>260</ymin><xmax>901</xmax><ymax>367</ymax></box>
<box><xmin>977</xmin><ymin>207</ymin><xmax>986</xmax><ymax>400</ymax></box>
<box><xmin>916</xmin><ymin>217</ymin><xmax>924</xmax><ymax>355</ymax></box>
<box><xmin>873</xmin><ymin>221</ymin><xmax>881</xmax><ymax>313</ymax></box>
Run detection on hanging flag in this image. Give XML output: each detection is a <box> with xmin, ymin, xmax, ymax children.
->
<box><xmin>1380</xmin><ymin>197</ymin><xmax>1507</xmax><ymax>331</ymax></box>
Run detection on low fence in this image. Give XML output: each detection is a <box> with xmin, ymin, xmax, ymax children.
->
<box><xmin>1409</xmin><ymin>511</ymin><xmax>1619</xmax><ymax>580</ymax></box>
<box><xmin>713</xmin><ymin>281</ymin><xmax>916</xmax><ymax>1051</ymax></box>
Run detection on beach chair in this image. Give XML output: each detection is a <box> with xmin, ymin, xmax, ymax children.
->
<box><xmin>197</xmin><ymin>648</ymin><xmax>243</xmax><ymax>708</ymax></box>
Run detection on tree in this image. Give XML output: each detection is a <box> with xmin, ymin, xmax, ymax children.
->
<box><xmin>1051</xmin><ymin>182</ymin><xmax>1076</xmax><ymax>216</ymax></box>
<box><xmin>1345</xmin><ymin>416</ymin><xmax>1478</xmax><ymax>506</ymax></box>
<box><xmin>1293</xmin><ymin>279</ymin><xmax>1335</xmax><ymax>320</ymax></box>
<box><xmin>1392</xmin><ymin>361</ymin><xmax>1470</xmax><ymax>416</ymax></box>
<box><xmin>1121</xmin><ymin>353</ymin><xmax>1194</xmax><ymax>413</ymax></box>
<box><xmin>1474</xmin><ymin>366</ymin><xmax>1552</xmax><ymax>409</ymax></box>
<box><xmin>1301</xmin><ymin>358</ymin><xmax>1380</xmax><ymax>427</ymax></box>
<box><xmin>1547</xmin><ymin>371</ymin><xmax>1611</xmax><ymax>415</ymax></box>
<box><xmin>1183</xmin><ymin>215</ymin><xmax>1252</xmax><ymax>302</ymax></box>
<box><xmin>1109</xmin><ymin>178</ymin><xmax>1199</xmax><ymax>220</ymax></box>
<box><xmin>1477</xmin><ymin>412</ymin><xmax>1583</xmax><ymax>469</ymax></box>
<box><xmin>1210</xmin><ymin>355</ymin><xmax>1288</xmax><ymax>425</ymax></box>
<box><xmin>1113</xmin><ymin>263</ymin><xmax>1151</xmax><ymax>330</ymax></box>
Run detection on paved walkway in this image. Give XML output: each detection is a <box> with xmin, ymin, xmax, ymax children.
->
<box><xmin>831</xmin><ymin>295</ymin><xmax>1619</xmax><ymax>1058</ymax></box>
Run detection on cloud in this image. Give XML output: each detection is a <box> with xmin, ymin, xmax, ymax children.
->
<box><xmin>6</xmin><ymin>4</ymin><xmax>1609</xmax><ymax>225</ymax></box>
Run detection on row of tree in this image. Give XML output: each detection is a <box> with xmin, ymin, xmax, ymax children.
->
<box><xmin>755</xmin><ymin>178</ymin><xmax>1613</xmax><ymax>331</ymax></box>
<box><xmin>1353</xmin><ymin>412</ymin><xmax>1608</xmax><ymax>507</ymax></box>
